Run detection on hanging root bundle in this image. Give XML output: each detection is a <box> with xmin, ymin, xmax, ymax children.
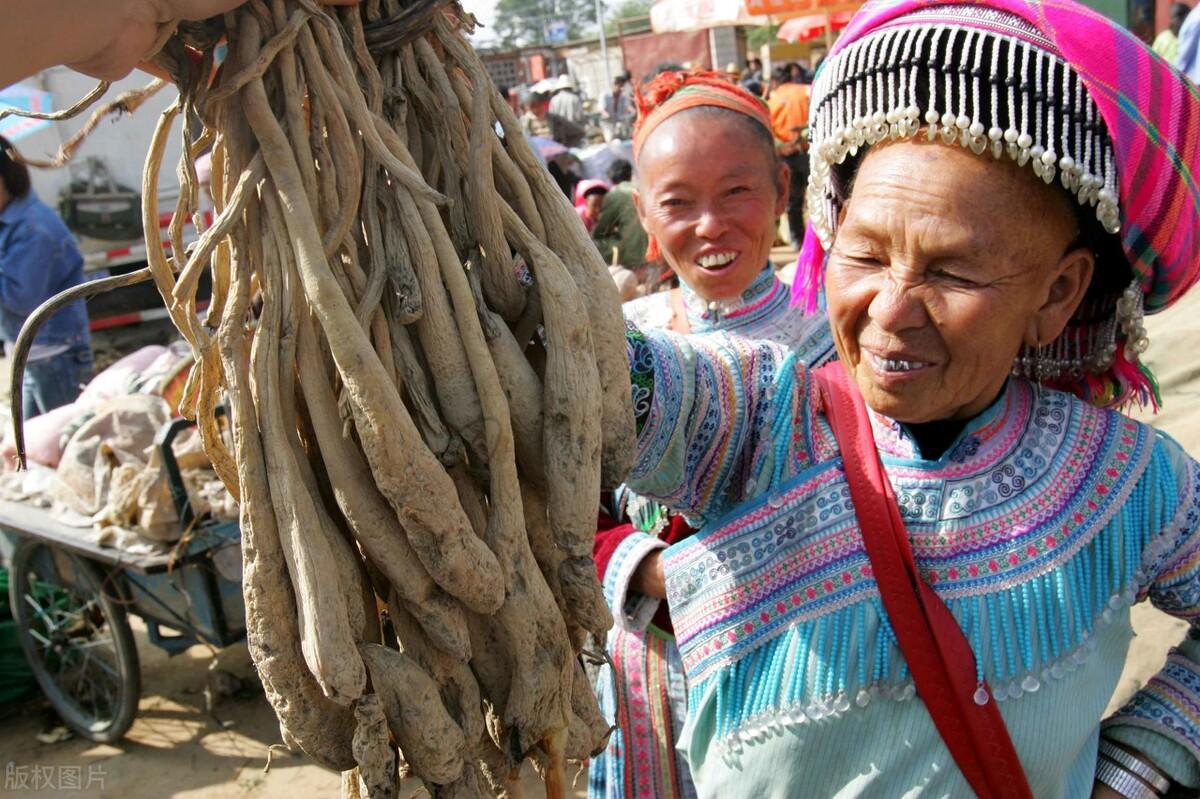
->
<box><xmin>16</xmin><ymin>1</ymin><xmax>635</xmax><ymax>795</ymax></box>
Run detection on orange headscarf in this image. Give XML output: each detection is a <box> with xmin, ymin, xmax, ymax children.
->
<box><xmin>632</xmin><ymin>71</ymin><xmax>773</xmax><ymax>263</ymax></box>
<box><xmin>633</xmin><ymin>70</ymin><xmax>772</xmax><ymax>160</ymax></box>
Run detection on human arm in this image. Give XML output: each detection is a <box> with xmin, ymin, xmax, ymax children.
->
<box><xmin>596</xmin><ymin>471</ymin><xmax>684</xmax><ymax>628</ymax></box>
<box><xmin>0</xmin><ymin>0</ymin><xmax>359</xmax><ymax>89</ymax></box>
<box><xmin>623</xmin><ymin>323</ymin><xmax>796</xmax><ymax>521</ymax></box>
<box><xmin>1100</xmin><ymin>436</ymin><xmax>1200</xmax><ymax>793</ymax></box>
<box><xmin>631</xmin><ymin>550</ymin><xmax>666</xmax><ymax>598</ymax></box>
<box><xmin>595</xmin><ymin>509</ymin><xmax>669</xmax><ymax>629</ymax></box>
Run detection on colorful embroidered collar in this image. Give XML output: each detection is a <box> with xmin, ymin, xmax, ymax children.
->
<box><xmin>681</xmin><ymin>263</ymin><xmax>787</xmax><ymax>333</ymax></box>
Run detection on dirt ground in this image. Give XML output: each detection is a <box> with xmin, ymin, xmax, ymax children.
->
<box><xmin>0</xmin><ymin>620</ymin><xmax>577</xmax><ymax>799</ymax></box>
<box><xmin>0</xmin><ymin>257</ymin><xmax>1197</xmax><ymax>797</ymax></box>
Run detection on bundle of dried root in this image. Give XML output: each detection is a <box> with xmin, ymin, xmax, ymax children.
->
<box><xmin>20</xmin><ymin>1</ymin><xmax>635</xmax><ymax>795</ymax></box>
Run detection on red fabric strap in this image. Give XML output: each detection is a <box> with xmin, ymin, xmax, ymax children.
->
<box><xmin>813</xmin><ymin>364</ymin><xmax>1032</xmax><ymax>799</ymax></box>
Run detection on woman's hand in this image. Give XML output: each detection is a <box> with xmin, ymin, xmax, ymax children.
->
<box><xmin>71</xmin><ymin>0</ymin><xmax>362</xmax><ymax>81</ymax></box>
<box><xmin>1090</xmin><ymin>783</ymin><xmax>1126</xmax><ymax>798</ymax></box>
<box><xmin>2</xmin><ymin>0</ymin><xmax>359</xmax><ymax>89</ymax></box>
<box><xmin>631</xmin><ymin>550</ymin><xmax>667</xmax><ymax>599</ymax></box>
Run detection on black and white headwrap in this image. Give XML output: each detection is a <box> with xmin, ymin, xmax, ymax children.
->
<box><xmin>804</xmin><ymin>5</ymin><xmax>1139</xmax><ymax>392</ymax></box>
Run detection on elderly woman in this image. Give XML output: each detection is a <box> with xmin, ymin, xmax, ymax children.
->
<box><xmin>589</xmin><ymin>73</ymin><xmax>835</xmax><ymax>799</ymax></box>
<box><xmin>617</xmin><ymin>0</ymin><xmax>1200</xmax><ymax>797</ymax></box>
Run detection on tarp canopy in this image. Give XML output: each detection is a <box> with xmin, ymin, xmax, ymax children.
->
<box><xmin>650</xmin><ymin>0</ymin><xmax>862</xmax><ymax>35</ymax></box>
<box><xmin>777</xmin><ymin>9</ymin><xmax>854</xmax><ymax>41</ymax></box>
<box><xmin>650</xmin><ymin>0</ymin><xmax>763</xmax><ymax>33</ymax></box>
<box><xmin>745</xmin><ymin>0</ymin><xmax>850</xmax><ymax>15</ymax></box>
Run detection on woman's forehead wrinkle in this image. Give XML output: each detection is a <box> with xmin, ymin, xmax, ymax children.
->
<box><xmin>849</xmin><ymin>143</ymin><xmax>1067</xmax><ymax>258</ymax></box>
<box><xmin>845</xmin><ymin>185</ymin><xmax>980</xmax><ymax>256</ymax></box>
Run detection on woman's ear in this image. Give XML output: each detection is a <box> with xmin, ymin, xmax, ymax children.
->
<box><xmin>1026</xmin><ymin>246</ymin><xmax>1095</xmax><ymax>347</ymax></box>
<box><xmin>775</xmin><ymin>160</ymin><xmax>791</xmax><ymax>218</ymax></box>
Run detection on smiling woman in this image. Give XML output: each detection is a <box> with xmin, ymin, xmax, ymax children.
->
<box><xmin>827</xmin><ymin>139</ymin><xmax>1092</xmax><ymax>431</ymax></box>
<box><xmin>589</xmin><ymin>70</ymin><xmax>836</xmax><ymax>799</ymax></box>
<box><xmin>635</xmin><ymin>108</ymin><xmax>785</xmax><ymax>302</ymax></box>
<box><xmin>614</xmin><ymin>1</ymin><xmax>1200</xmax><ymax>797</ymax></box>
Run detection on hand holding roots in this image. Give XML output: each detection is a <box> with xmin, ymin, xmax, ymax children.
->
<box><xmin>125</xmin><ymin>2</ymin><xmax>633</xmax><ymax>795</ymax></box>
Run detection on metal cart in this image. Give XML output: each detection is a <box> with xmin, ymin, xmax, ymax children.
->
<box><xmin>2</xmin><ymin>416</ymin><xmax>244</xmax><ymax>742</ymax></box>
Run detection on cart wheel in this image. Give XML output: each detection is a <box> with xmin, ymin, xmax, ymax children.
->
<box><xmin>8</xmin><ymin>538</ymin><xmax>140</xmax><ymax>742</ymax></box>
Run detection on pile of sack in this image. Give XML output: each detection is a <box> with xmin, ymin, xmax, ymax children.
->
<box><xmin>0</xmin><ymin>344</ymin><xmax>236</xmax><ymax>546</ymax></box>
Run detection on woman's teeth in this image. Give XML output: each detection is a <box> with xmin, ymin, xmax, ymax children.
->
<box><xmin>870</xmin><ymin>353</ymin><xmax>929</xmax><ymax>372</ymax></box>
<box><xmin>697</xmin><ymin>252</ymin><xmax>737</xmax><ymax>269</ymax></box>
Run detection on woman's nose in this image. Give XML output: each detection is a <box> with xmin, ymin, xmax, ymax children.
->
<box><xmin>695</xmin><ymin>207</ymin><xmax>728</xmax><ymax>239</ymax></box>
<box><xmin>869</xmin><ymin>274</ymin><xmax>929</xmax><ymax>332</ymax></box>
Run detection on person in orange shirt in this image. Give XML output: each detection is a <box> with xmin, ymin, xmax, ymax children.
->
<box><xmin>766</xmin><ymin>64</ymin><xmax>811</xmax><ymax>245</ymax></box>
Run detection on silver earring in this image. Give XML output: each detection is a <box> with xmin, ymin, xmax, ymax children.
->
<box><xmin>1033</xmin><ymin>344</ymin><xmax>1046</xmax><ymax>399</ymax></box>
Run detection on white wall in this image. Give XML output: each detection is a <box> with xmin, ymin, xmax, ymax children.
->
<box><xmin>562</xmin><ymin>45</ymin><xmax>625</xmax><ymax>107</ymax></box>
<box><xmin>10</xmin><ymin>68</ymin><xmax>184</xmax><ymax>207</ymax></box>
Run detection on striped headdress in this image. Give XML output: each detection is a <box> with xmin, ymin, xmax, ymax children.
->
<box><xmin>633</xmin><ymin>71</ymin><xmax>772</xmax><ymax>160</ymax></box>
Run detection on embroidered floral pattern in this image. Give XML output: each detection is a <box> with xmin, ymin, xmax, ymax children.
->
<box><xmin>666</xmin><ymin>379</ymin><xmax>1155</xmax><ymax>686</ymax></box>
<box><xmin>628</xmin><ymin>329</ymin><xmax>1200</xmax><ymax>768</ymax></box>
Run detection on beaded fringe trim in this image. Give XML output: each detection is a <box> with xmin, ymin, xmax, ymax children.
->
<box><xmin>798</xmin><ymin>12</ymin><xmax>1160</xmax><ymax>408</ymax></box>
<box><xmin>703</xmin><ymin>444</ymin><xmax>1175</xmax><ymax>763</ymax></box>
<box><xmin>806</xmin><ymin>20</ymin><xmax>1120</xmax><ymax>249</ymax></box>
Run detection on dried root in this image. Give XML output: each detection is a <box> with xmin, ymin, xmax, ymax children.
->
<box><xmin>15</xmin><ymin>2</ymin><xmax>632</xmax><ymax>795</ymax></box>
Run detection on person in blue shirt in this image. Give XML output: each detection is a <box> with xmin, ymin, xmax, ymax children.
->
<box><xmin>0</xmin><ymin>137</ymin><xmax>92</xmax><ymax>417</ymax></box>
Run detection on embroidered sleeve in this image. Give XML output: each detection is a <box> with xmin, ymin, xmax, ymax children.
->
<box><xmin>627</xmin><ymin>322</ymin><xmax>655</xmax><ymax>435</ymax></box>
<box><xmin>1102</xmin><ymin>435</ymin><xmax>1200</xmax><ymax>789</ymax></box>
<box><xmin>601</xmin><ymin>531</ymin><xmax>669</xmax><ymax>631</ymax></box>
<box><xmin>624</xmin><ymin>324</ymin><xmax>792</xmax><ymax>520</ymax></box>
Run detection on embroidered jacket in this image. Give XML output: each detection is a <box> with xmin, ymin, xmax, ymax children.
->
<box><xmin>589</xmin><ymin>265</ymin><xmax>834</xmax><ymax>799</ymax></box>
<box><xmin>624</xmin><ymin>327</ymin><xmax>1200</xmax><ymax>798</ymax></box>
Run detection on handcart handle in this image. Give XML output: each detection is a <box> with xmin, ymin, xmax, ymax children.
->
<box><xmin>155</xmin><ymin>406</ymin><xmax>228</xmax><ymax>531</ymax></box>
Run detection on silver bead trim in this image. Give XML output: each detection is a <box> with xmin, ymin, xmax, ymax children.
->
<box><xmin>806</xmin><ymin>18</ymin><xmax>1122</xmax><ymax>256</ymax></box>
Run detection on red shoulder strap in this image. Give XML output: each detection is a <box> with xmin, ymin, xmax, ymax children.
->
<box><xmin>812</xmin><ymin>364</ymin><xmax>1032</xmax><ymax>799</ymax></box>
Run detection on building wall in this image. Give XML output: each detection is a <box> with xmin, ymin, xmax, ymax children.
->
<box><xmin>480</xmin><ymin>48</ymin><xmax>565</xmax><ymax>91</ymax></box>
<box><xmin>482</xmin><ymin>55</ymin><xmax>525</xmax><ymax>90</ymax></box>
<box><xmin>560</xmin><ymin>44</ymin><xmax>626</xmax><ymax>105</ymax></box>
<box><xmin>708</xmin><ymin>26</ymin><xmax>743</xmax><ymax>72</ymax></box>
<box><xmin>619</xmin><ymin>29</ymin><xmax>712</xmax><ymax>83</ymax></box>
